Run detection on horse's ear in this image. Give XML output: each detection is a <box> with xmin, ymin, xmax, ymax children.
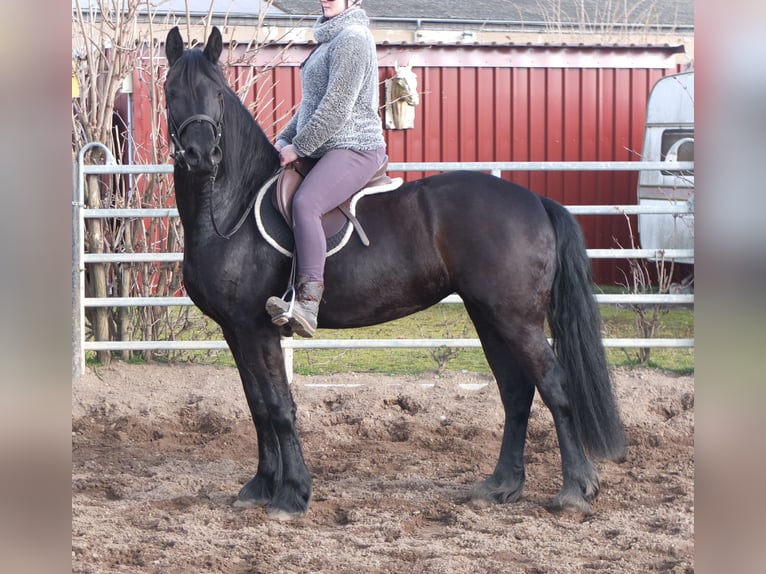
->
<box><xmin>166</xmin><ymin>26</ymin><xmax>184</xmax><ymax>66</ymax></box>
<box><xmin>204</xmin><ymin>27</ymin><xmax>223</xmax><ymax>64</ymax></box>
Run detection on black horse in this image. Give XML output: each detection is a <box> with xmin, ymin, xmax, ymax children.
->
<box><xmin>164</xmin><ymin>27</ymin><xmax>625</xmax><ymax>519</ymax></box>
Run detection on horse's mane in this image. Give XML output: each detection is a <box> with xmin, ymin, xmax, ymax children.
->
<box><xmin>172</xmin><ymin>50</ymin><xmax>281</xmax><ymax>232</ymax></box>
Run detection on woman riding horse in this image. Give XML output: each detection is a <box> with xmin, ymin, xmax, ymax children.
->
<box><xmin>164</xmin><ymin>25</ymin><xmax>625</xmax><ymax>519</ymax></box>
<box><xmin>265</xmin><ymin>0</ymin><xmax>386</xmax><ymax>337</ymax></box>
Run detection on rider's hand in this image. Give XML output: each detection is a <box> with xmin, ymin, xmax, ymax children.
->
<box><xmin>278</xmin><ymin>144</ymin><xmax>299</xmax><ymax>167</ymax></box>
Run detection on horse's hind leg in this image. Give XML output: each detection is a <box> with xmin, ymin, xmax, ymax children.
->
<box><xmin>466</xmin><ymin>311</ymin><xmax>535</xmax><ymax>504</ymax></box>
<box><xmin>521</xmin><ymin>334</ymin><xmax>600</xmax><ymax>513</ymax></box>
<box><xmin>466</xmin><ymin>306</ymin><xmax>599</xmax><ymax>513</ymax></box>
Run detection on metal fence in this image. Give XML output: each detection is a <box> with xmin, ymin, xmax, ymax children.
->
<box><xmin>72</xmin><ymin>142</ymin><xmax>694</xmax><ymax>378</ymax></box>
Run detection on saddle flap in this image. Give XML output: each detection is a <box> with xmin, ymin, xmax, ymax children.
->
<box><xmin>273</xmin><ymin>157</ymin><xmax>319</xmax><ymax>225</ymax></box>
<box><xmin>273</xmin><ymin>165</ymin><xmax>348</xmax><ymax>237</ymax></box>
<box><xmin>274</xmin><ymin>167</ymin><xmax>302</xmax><ymax>225</ymax></box>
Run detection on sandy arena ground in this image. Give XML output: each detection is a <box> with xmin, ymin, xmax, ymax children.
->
<box><xmin>72</xmin><ymin>363</ymin><xmax>693</xmax><ymax>573</ymax></box>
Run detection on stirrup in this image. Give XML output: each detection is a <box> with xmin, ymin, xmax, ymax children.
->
<box><xmin>268</xmin><ymin>285</ymin><xmax>296</xmax><ymax>326</ymax></box>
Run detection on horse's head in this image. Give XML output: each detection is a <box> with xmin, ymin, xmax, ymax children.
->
<box><xmin>165</xmin><ymin>26</ymin><xmax>226</xmax><ymax>174</ymax></box>
<box><xmin>392</xmin><ymin>63</ymin><xmax>420</xmax><ymax>107</ymax></box>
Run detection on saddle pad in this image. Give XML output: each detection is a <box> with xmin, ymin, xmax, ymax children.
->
<box><xmin>254</xmin><ymin>177</ymin><xmax>403</xmax><ymax>258</ymax></box>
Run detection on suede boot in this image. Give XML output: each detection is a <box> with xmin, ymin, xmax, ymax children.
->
<box><xmin>265</xmin><ymin>277</ymin><xmax>324</xmax><ymax>338</ymax></box>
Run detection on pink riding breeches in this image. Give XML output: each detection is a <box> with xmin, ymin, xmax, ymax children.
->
<box><xmin>291</xmin><ymin>147</ymin><xmax>387</xmax><ymax>281</ymax></box>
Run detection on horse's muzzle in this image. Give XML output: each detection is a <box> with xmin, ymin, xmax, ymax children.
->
<box><xmin>175</xmin><ymin>143</ymin><xmax>222</xmax><ymax>174</ymax></box>
<box><xmin>167</xmin><ymin>107</ymin><xmax>224</xmax><ymax>174</ymax></box>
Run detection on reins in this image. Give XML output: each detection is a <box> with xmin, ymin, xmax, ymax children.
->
<box><xmin>211</xmin><ymin>170</ymin><xmax>282</xmax><ymax>240</ymax></box>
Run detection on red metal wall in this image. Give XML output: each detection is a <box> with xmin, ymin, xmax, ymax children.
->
<box><xmin>133</xmin><ymin>43</ymin><xmax>682</xmax><ymax>284</ymax></box>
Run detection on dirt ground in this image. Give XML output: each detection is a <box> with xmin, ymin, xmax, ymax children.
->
<box><xmin>72</xmin><ymin>363</ymin><xmax>694</xmax><ymax>573</ymax></box>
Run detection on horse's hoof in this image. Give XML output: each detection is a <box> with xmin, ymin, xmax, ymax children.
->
<box><xmin>232</xmin><ymin>497</ymin><xmax>267</xmax><ymax>509</ymax></box>
<box><xmin>271</xmin><ymin>483</ymin><xmax>312</xmax><ymax>518</ymax></box>
<box><xmin>267</xmin><ymin>506</ymin><xmax>306</xmax><ymax>521</ymax></box>
<box><xmin>550</xmin><ymin>491</ymin><xmax>593</xmax><ymax>515</ymax></box>
<box><xmin>469</xmin><ymin>474</ymin><xmax>524</xmax><ymax>505</ymax></box>
<box><xmin>235</xmin><ymin>477</ymin><xmax>273</xmax><ymax>508</ymax></box>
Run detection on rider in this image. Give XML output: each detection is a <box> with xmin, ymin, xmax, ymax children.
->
<box><xmin>266</xmin><ymin>0</ymin><xmax>387</xmax><ymax>337</ymax></box>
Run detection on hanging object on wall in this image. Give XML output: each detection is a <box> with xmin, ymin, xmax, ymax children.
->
<box><xmin>384</xmin><ymin>62</ymin><xmax>419</xmax><ymax>130</ymax></box>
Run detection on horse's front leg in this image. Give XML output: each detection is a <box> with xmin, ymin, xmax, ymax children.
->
<box><xmin>230</xmin><ymin>326</ymin><xmax>312</xmax><ymax>518</ymax></box>
<box><xmin>222</xmin><ymin>332</ymin><xmax>281</xmax><ymax>507</ymax></box>
<box><xmin>235</xmin><ymin>379</ymin><xmax>281</xmax><ymax>507</ymax></box>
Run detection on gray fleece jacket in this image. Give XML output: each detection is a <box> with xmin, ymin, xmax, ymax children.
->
<box><xmin>277</xmin><ymin>8</ymin><xmax>385</xmax><ymax>158</ymax></box>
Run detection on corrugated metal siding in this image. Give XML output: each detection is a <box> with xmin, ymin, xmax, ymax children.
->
<box><xmin>133</xmin><ymin>44</ymin><xmax>680</xmax><ymax>284</ymax></box>
<box><xmin>369</xmin><ymin>63</ymin><xmax>672</xmax><ymax>283</ymax></box>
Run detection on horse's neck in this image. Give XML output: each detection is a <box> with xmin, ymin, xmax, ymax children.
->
<box><xmin>175</xmin><ymin>104</ymin><xmax>279</xmax><ymax>242</ymax></box>
<box><xmin>173</xmin><ymin>171</ymin><xmax>213</xmax><ymax>232</ymax></box>
<box><xmin>226</xmin><ymin>98</ymin><xmax>280</xmax><ymax>185</ymax></box>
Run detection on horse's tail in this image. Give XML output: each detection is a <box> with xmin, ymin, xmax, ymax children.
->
<box><xmin>541</xmin><ymin>196</ymin><xmax>626</xmax><ymax>461</ymax></box>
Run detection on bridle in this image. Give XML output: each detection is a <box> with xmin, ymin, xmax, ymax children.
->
<box><xmin>167</xmin><ymin>91</ymin><xmax>224</xmax><ymax>169</ymax></box>
<box><xmin>166</xmin><ymin>90</ymin><xmax>281</xmax><ymax>240</ymax></box>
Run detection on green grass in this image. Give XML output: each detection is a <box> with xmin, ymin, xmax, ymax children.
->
<box><xmin>87</xmin><ymin>295</ymin><xmax>694</xmax><ymax>376</ymax></box>
<box><xmin>600</xmin><ymin>305</ymin><xmax>695</xmax><ymax>374</ymax></box>
<box><xmin>291</xmin><ymin>303</ymin><xmax>694</xmax><ymax>376</ymax></box>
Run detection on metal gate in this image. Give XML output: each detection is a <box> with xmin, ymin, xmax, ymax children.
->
<box><xmin>73</xmin><ymin>142</ymin><xmax>694</xmax><ymax>378</ymax></box>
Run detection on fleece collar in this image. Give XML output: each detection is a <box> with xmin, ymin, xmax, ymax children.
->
<box><xmin>313</xmin><ymin>7</ymin><xmax>369</xmax><ymax>43</ymax></box>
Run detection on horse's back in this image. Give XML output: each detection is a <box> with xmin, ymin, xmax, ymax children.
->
<box><xmin>350</xmin><ymin>170</ymin><xmax>556</xmax><ymax>275</ymax></box>
<box><xmin>359</xmin><ymin>171</ymin><xmax>551</xmax><ymax>238</ymax></box>
<box><xmin>418</xmin><ymin>170</ymin><xmax>551</xmax><ymax>227</ymax></box>
<box><xmin>416</xmin><ymin>171</ymin><xmax>557</xmax><ymax>293</ymax></box>
<box><xmin>321</xmin><ymin>170</ymin><xmax>557</xmax><ymax>327</ymax></box>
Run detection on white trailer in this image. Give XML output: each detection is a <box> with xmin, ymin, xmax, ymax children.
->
<box><xmin>638</xmin><ymin>70</ymin><xmax>694</xmax><ymax>265</ymax></box>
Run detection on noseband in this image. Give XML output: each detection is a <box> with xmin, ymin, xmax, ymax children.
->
<box><xmin>167</xmin><ymin>93</ymin><xmax>224</xmax><ymax>168</ymax></box>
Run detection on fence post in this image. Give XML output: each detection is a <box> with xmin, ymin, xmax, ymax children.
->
<box><xmin>73</xmin><ymin>143</ymin><xmax>117</xmax><ymax>379</ymax></box>
<box><xmin>72</xmin><ymin>160</ymin><xmax>82</xmax><ymax>379</ymax></box>
<box><xmin>282</xmin><ymin>337</ymin><xmax>294</xmax><ymax>384</ymax></box>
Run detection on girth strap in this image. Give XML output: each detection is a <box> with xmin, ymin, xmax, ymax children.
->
<box><xmin>338</xmin><ymin>204</ymin><xmax>370</xmax><ymax>246</ymax></box>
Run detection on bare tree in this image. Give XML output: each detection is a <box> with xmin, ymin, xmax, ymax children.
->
<box><xmin>72</xmin><ymin>0</ymin><xmax>294</xmax><ymax>364</ymax></box>
<box><xmin>73</xmin><ymin>0</ymin><xmax>143</xmax><ymax>363</ymax></box>
<box><xmin>614</xmin><ymin>214</ymin><xmax>676</xmax><ymax>365</ymax></box>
